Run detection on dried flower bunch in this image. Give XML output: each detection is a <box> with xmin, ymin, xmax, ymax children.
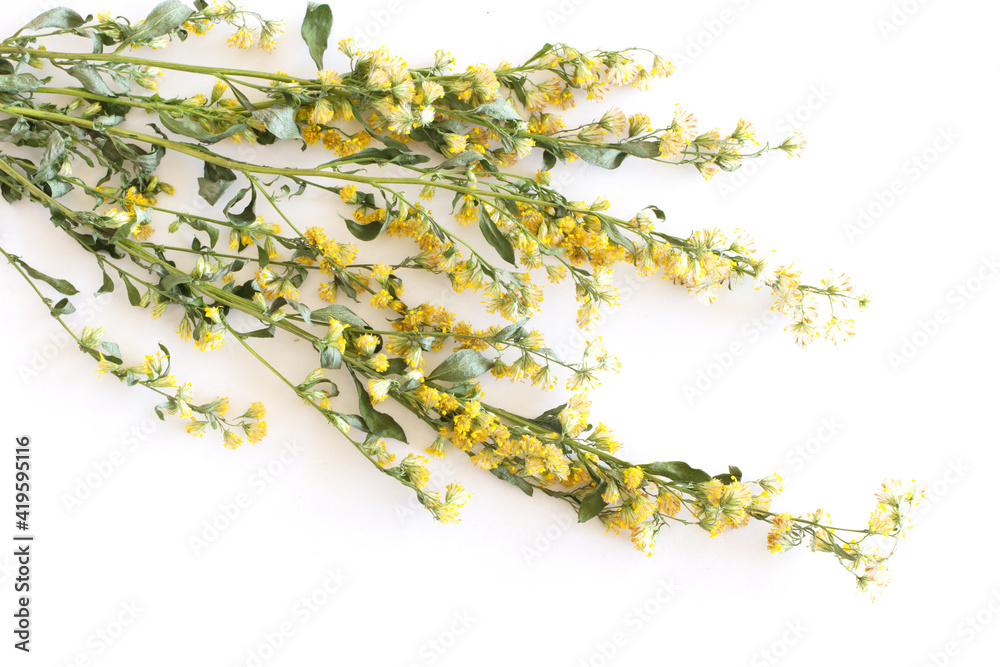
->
<box><xmin>0</xmin><ymin>1</ymin><xmax>918</xmax><ymax>595</ymax></box>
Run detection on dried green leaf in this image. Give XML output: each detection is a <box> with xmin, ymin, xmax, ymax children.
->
<box><xmin>311</xmin><ymin>304</ymin><xmax>369</xmax><ymax>330</ymax></box>
<box><xmin>197</xmin><ymin>162</ymin><xmax>237</xmax><ymax>205</ymax></box>
<box><xmin>158</xmin><ymin>111</ymin><xmax>247</xmax><ymax>144</ymax></box>
<box><xmin>569</xmin><ymin>145</ymin><xmax>628</xmax><ymax>170</ymax></box>
<box><xmin>578</xmin><ymin>484</ymin><xmax>608</xmax><ymax>523</ymax></box>
<box><xmin>0</xmin><ymin>73</ymin><xmax>43</xmax><ymax>93</ymax></box>
<box><xmin>31</xmin><ymin>132</ymin><xmax>67</xmax><ymax>185</ymax></box>
<box><xmin>490</xmin><ymin>466</ymin><xmax>534</xmax><ymax>496</ymax></box>
<box><xmin>18</xmin><ymin>257</ymin><xmax>78</xmax><ymax>295</ymax></box>
<box><xmin>67</xmin><ymin>64</ymin><xmax>116</xmax><ymax>97</ymax></box>
<box><xmin>251</xmin><ymin>104</ymin><xmax>300</xmax><ymax>141</ymax></box>
<box><xmin>641</xmin><ymin>461</ymin><xmax>712</xmax><ymax>484</ymax></box>
<box><xmin>478</xmin><ymin>207</ymin><xmax>516</xmax><ymax>265</ymax></box>
<box><xmin>133</xmin><ymin>0</ymin><xmax>194</xmax><ymax>41</ymax></box>
<box><xmin>474</xmin><ymin>100</ymin><xmax>524</xmax><ymax>123</ymax></box>
<box><xmin>427</xmin><ymin>349</ymin><xmax>494</xmax><ymax>383</ymax></box>
<box><xmin>19</xmin><ymin>8</ymin><xmax>88</xmax><ymax>32</ymax></box>
<box><xmin>300</xmin><ymin>3</ymin><xmax>334</xmax><ymax>71</ymax></box>
<box><xmin>352</xmin><ymin>373</ymin><xmax>407</xmax><ymax>443</ymax></box>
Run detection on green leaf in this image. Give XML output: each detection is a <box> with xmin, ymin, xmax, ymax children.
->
<box><xmin>490</xmin><ymin>466</ymin><xmax>533</xmax><ymax>496</ymax></box>
<box><xmin>384</xmin><ymin>358</ymin><xmax>408</xmax><ymax>375</ymax></box>
<box><xmin>478</xmin><ymin>207</ymin><xmax>516</xmax><ymax>265</ymax></box>
<box><xmin>569</xmin><ymin>145</ymin><xmax>628</xmax><ymax>170</ymax></box>
<box><xmin>300</xmin><ymin>3</ymin><xmax>334</xmax><ymax>71</ymax></box>
<box><xmin>286</xmin><ymin>299</ymin><xmax>313</xmax><ymax>326</ymax></box>
<box><xmin>427</xmin><ymin>349</ymin><xmax>494</xmax><ymax>383</ymax></box>
<box><xmin>226</xmin><ymin>81</ymin><xmax>257</xmax><ymax>113</ymax></box>
<box><xmin>0</xmin><ymin>73</ymin><xmax>42</xmax><ymax>93</ymax></box>
<box><xmin>541</xmin><ymin>150</ymin><xmax>558</xmax><ymax>171</ymax></box>
<box><xmin>645</xmin><ymin>205</ymin><xmax>665</xmax><ymax>222</ymax></box>
<box><xmin>158</xmin><ymin>111</ymin><xmax>247</xmax><ymax>144</ymax></box>
<box><xmin>160</xmin><ymin>273</ymin><xmax>192</xmax><ymax>290</ymax></box>
<box><xmin>602</xmin><ymin>219</ymin><xmax>636</xmax><ymax>258</ymax></box>
<box><xmin>96</xmin><ymin>270</ymin><xmax>115</xmax><ymax>295</ymax></box>
<box><xmin>67</xmin><ymin>64</ymin><xmax>116</xmax><ymax>97</ymax></box>
<box><xmin>474</xmin><ymin>100</ymin><xmax>524</xmax><ymax>123</ymax></box>
<box><xmin>19</xmin><ymin>258</ymin><xmax>77</xmax><ymax>295</ymax></box>
<box><xmin>251</xmin><ymin>104</ymin><xmax>300</xmax><ymax>141</ymax></box>
<box><xmin>240</xmin><ymin>325</ymin><xmax>276</xmax><ymax>338</ymax></box>
<box><xmin>641</xmin><ymin>461</ymin><xmax>712</xmax><ymax>484</ymax></box>
<box><xmin>319</xmin><ymin>346</ymin><xmax>342</xmax><ymax>370</ymax></box>
<box><xmin>352</xmin><ymin>374</ymin><xmax>407</xmax><ymax>443</ymax></box>
<box><xmin>343</xmin><ymin>215</ymin><xmax>389</xmax><ymax>242</ymax></box>
<box><xmin>0</xmin><ymin>117</ymin><xmax>30</xmax><ymax>143</ymax></box>
<box><xmin>120</xmin><ymin>273</ymin><xmax>141</xmax><ymax>306</ymax></box>
<box><xmin>197</xmin><ymin>162</ymin><xmax>237</xmax><ymax>205</ymax></box>
<box><xmin>51</xmin><ymin>297</ymin><xmax>76</xmax><ymax>316</ymax></box>
<box><xmin>223</xmin><ymin>186</ymin><xmax>257</xmax><ymax>225</ymax></box>
<box><xmin>32</xmin><ymin>131</ymin><xmax>67</xmax><ymax>185</ymax></box>
<box><xmin>612</xmin><ymin>141</ymin><xmax>660</xmax><ymax>158</ymax></box>
<box><xmin>714</xmin><ymin>466</ymin><xmax>743</xmax><ymax>485</ymax></box>
<box><xmin>319</xmin><ymin>147</ymin><xmax>429</xmax><ymax>168</ymax></box>
<box><xmin>19</xmin><ymin>8</ymin><xmax>87</xmax><ymax>32</ymax></box>
<box><xmin>490</xmin><ymin>319</ymin><xmax>529</xmax><ymax>343</ymax></box>
<box><xmin>436</xmin><ymin>150</ymin><xmax>490</xmax><ymax>171</ymax></box>
<box><xmin>577</xmin><ymin>485</ymin><xmax>608</xmax><ymax>523</ymax></box>
<box><xmin>530</xmin><ymin>404</ymin><xmax>565</xmax><ymax>434</ymax></box>
<box><xmin>310</xmin><ymin>304</ymin><xmax>369</xmax><ymax>329</ymax></box>
<box><xmin>133</xmin><ymin>0</ymin><xmax>194</xmax><ymax>41</ymax></box>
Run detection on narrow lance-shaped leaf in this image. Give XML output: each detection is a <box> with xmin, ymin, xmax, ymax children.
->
<box><xmin>18</xmin><ymin>257</ymin><xmax>78</xmax><ymax>295</ymax></box>
<box><xmin>490</xmin><ymin>466</ymin><xmax>534</xmax><ymax>496</ymax></box>
<box><xmin>351</xmin><ymin>373</ymin><xmax>408</xmax><ymax>443</ymax></box>
<box><xmin>640</xmin><ymin>461</ymin><xmax>712</xmax><ymax>484</ymax></box>
<box><xmin>158</xmin><ymin>111</ymin><xmax>247</xmax><ymax>144</ymax></box>
<box><xmin>478</xmin><ymin>207</ymin><xmax>516</xmax><ymax>265</ymax></box>
<box><xmin>300</xmin><ymin>3</ymin><xmax>334</xmax><ymax>70</ymax></box>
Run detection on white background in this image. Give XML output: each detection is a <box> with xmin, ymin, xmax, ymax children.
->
<box><xmin>2</xmin><ymin>1</ymin><xmax>999</xmax><ymax>665</ymax></box>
